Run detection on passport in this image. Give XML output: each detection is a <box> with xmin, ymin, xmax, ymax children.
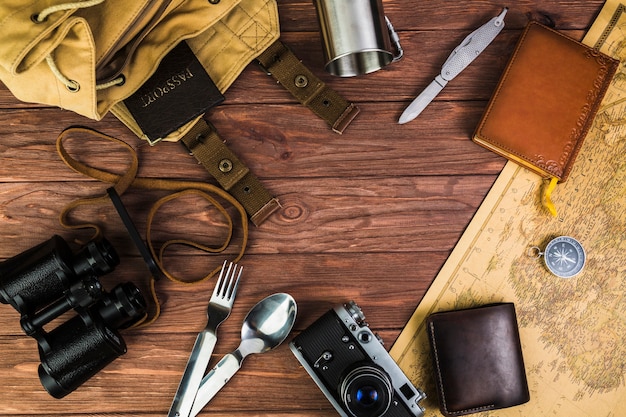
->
<box><xmin>124</xmin><ymin>41</ymin><xmax>224</xmax><ymax>143</ymax></box>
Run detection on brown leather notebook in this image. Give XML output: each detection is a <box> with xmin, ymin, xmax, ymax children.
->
<box><xmin>427</xmin><ymin>303</ymin><xmax>530</xmax><ymax>417</ymax></box>
<box><xmin>473</xmin><ymin>21</ymin><xmax>618</xmax><ymax>183</ymax></box>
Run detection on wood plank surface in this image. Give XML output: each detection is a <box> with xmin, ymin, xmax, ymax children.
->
<box><xmin>0</xmin><ymin>1</ymin><xmax>611</xmax><ymax>416</ymax></box>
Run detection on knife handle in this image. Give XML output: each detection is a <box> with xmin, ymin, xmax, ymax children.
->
<box><xmin>441</xmin><ymin>8</ymin><xmax>507</xmax><ymax>80</ymax></box>
<box><xmin>168</xmin><ymin>331</ymin><xmax>217</xmax><ymax>417</ymax></box>
<box><xmin>189</xmin><ymin>352</ymin><xmax>242</xmax><ymax>417</ymax></box>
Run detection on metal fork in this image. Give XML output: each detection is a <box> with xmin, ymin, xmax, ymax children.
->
<box><xmin>168</xmin><ymin>260</ymin><xmax>242</xmax><ymax>417</ymax></box>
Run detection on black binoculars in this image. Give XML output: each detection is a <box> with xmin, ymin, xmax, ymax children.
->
<box><xmin>0</xmin><ymin>235</ymin><xmax>146</xmax><ymax>398</ymax></box>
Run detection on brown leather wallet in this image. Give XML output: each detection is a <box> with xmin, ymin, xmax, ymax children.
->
<box><xmin>426</xmin><ymin>303</ymin><xmax>530</xmax><ymax>416</ymax></box>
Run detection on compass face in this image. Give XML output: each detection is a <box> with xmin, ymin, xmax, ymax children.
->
<box><xmin>544</xmin><ymin>236</ymin><xmax>586</xmax><ymax>278</ymax></box>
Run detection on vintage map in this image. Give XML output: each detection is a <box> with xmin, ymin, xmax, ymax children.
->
<box><xmin>389</xmin><ymin>2</ymin><xmax>626</xmax><ymax>416</ymax></box>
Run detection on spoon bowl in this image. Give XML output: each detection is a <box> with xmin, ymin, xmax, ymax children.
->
<box><xmin>238</xmin><ymin>293</ymin><xmax>297</xmax><ymax>356</ymax></box>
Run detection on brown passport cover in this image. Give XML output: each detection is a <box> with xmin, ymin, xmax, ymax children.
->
<box><xmin>473</xmin><ymin>21</ymin><xmax>619</xmax><ymax>182</ymax></box>
<box><xmin>426</xmin><ymin>303</ymin><xmax>530</xmax><ymax>416</ymax></box>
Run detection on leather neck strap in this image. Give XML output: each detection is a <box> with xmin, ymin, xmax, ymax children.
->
<box><xmin>257</xmin><ymin>40</ymin><xmax>360</xmax><ymax>134</ymax></box>
<box><xmin>56</xmin><ymin>126</ymin><xmax>249</xmax><ymax>326</ymax></box>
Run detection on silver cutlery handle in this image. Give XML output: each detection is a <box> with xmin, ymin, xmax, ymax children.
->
<box><xmin>189</xmin><ymin>352</ymin><xmax>242</xmax><ymax>417</ymax></box>
<box><xmin>168</xmin><ymin>331</ymin><xmax>217</xmax><ymax>417</ymax></box>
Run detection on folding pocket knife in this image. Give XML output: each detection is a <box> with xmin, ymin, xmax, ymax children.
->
<box><xmin>399</xmin><ymin>8</ymin><xmax>508</xmax><ymax>124</ymax></box>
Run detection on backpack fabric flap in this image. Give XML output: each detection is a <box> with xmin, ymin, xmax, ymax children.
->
<box><xmin>0</xmin><ymin>0</ymin><xmax>245</xmax><ymax>120</ymax></box>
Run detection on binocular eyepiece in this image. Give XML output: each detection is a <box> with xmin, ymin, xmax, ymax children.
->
<box><xmin>0</xmin><ymin>235</ymin><xmax>146</xmax><ymax>398</ymax></box>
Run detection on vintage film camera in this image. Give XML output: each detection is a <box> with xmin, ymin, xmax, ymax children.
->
<box><xmin>290</xmin><ymin>301</ymin><xmax>426</xmax><ymax>417</ymax></box>
<box><xmin>0</xmin><ymin>235</ymin><xmax>146</xmax><ymax>398</ymax></box>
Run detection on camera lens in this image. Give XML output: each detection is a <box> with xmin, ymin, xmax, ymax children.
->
<box><xmin>356</xmin><ymin>385</ymin><xmax>379</xmax><ymax>405</ymax></box>
<box><xmin>340</xmin><ymin>364</ymin><xmax>393</xmax><ymax>417</ymax></box>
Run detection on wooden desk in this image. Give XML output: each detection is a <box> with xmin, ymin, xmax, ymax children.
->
<box><xmin>0</xmin><ymin>1</ymin><xmax>607</xmax><ymax>416</ymax></box>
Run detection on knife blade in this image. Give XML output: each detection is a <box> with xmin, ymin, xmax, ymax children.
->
<box><xmin>399</xmin><ymin>7</ymin><xmax>508</xmax><ymax>124</ymax></box>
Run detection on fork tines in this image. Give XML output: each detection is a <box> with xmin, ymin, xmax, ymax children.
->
<box><xmin>214</xmin><ymin>260</ymin><xmax>242</xmax><ymax>300</ymax></box>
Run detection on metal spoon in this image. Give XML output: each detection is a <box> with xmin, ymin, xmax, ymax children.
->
<box><xmin>189</xmin><ymin>293</ymin><xmax>297</xmax><ymax>417</ymax></box>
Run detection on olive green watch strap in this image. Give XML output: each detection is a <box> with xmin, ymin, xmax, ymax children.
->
<box><xmin>180</xmin><ymin>119</ymin><xmax>280</xmax><ymax>226</ymax></box>
<box><xmin>257</xmin><ymin>40</ymin><xmax>360</xmax><ymax>134</ymax></box>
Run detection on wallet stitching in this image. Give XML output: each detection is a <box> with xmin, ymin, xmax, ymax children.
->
<box><xmin>429</xmin><ymin>321</ymin><xmax>495</xmax><ymax>415</ymax></box>
<box><xmin>475</xmin><ymin>21</ymin><xmax>617</xmax><ymax>181</ymax></box>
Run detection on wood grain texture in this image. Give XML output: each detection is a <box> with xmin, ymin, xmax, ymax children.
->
<box><xmin>0</xmin><ymin>1</ymin><xmax>607</xmax><ymax>416</ymax></box>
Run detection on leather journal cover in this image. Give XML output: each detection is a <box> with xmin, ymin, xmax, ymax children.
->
<box><xmin>426</xmin><ymin>303</ymin><xmax>530</xmax><ymax>416</ymax></box>
<box><xmin>473</xmin><ymin>21</ymin><xmax>619</xmax><ymax>183</ymax></box>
